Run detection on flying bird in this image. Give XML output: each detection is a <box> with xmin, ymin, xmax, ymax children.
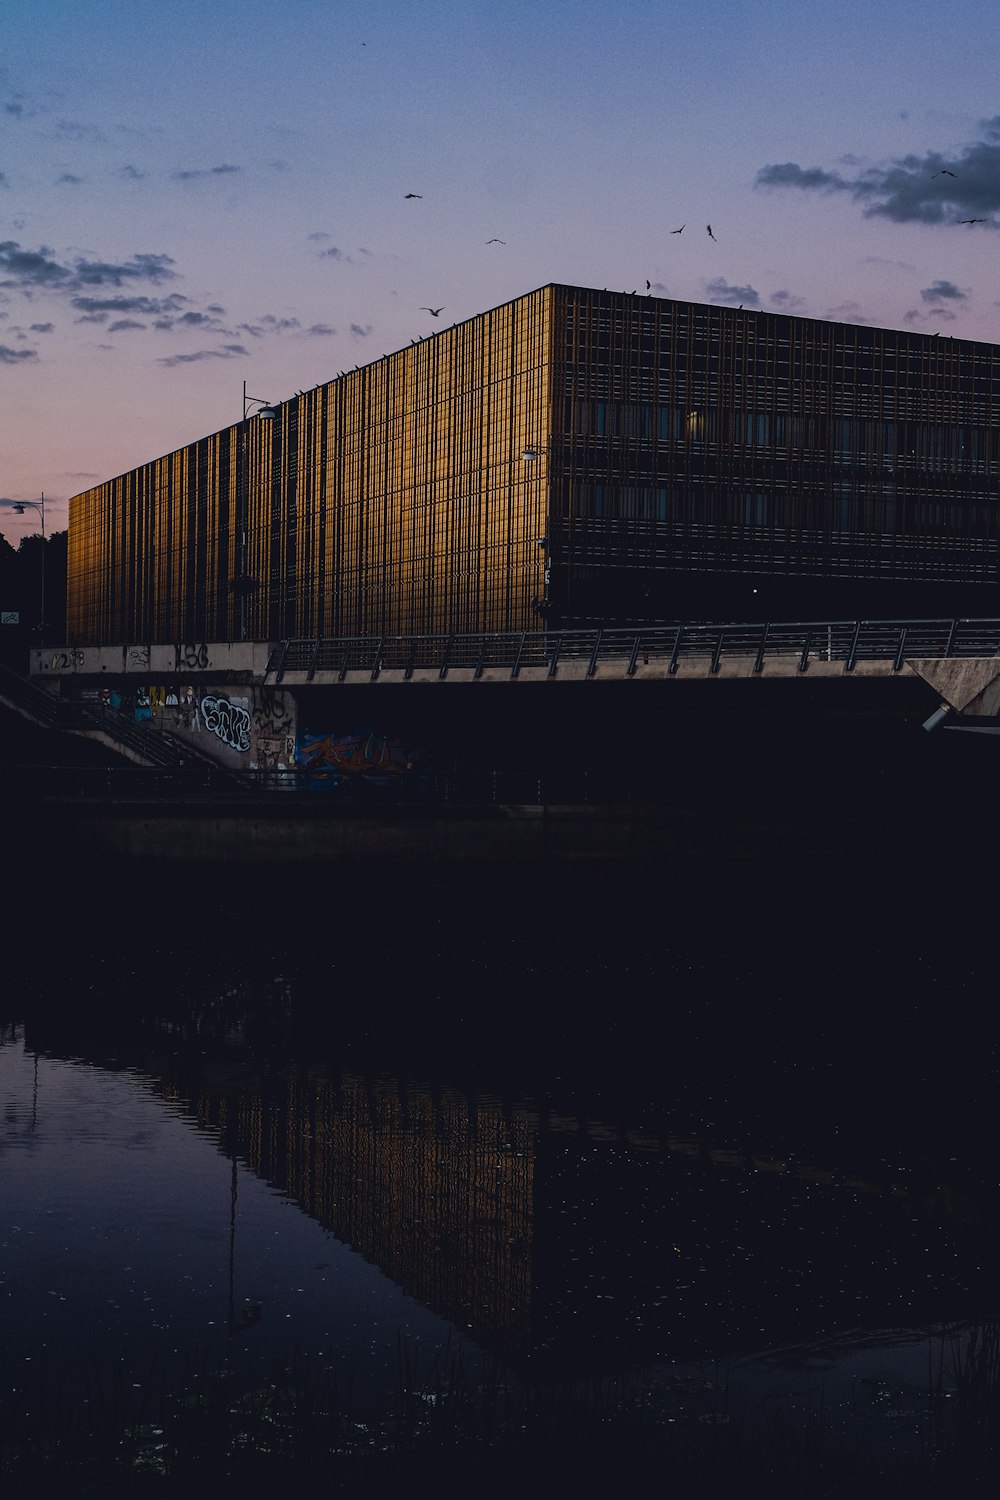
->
<box><xmin>420</xmin><ymin>306</ymin><xmax>445</xmax><ymax>316</ymax></box>
<box><xmin>958</xmin><ymin>218</ymin><xmax>986</xmax><ymax>224</ymax></box>
<box><xmin>404</xmin><ymin>192</ymin><xmax>422</xmax><ymax>199</ymax></box>
<box><xmin>486</xmin><ymin>238</ymin><xmax>506</xmax><ymax>244</ymax></box>
<box><xmin>671</xmin><ymin>224</ymin><xmax>685</xmax><ymax>234</ymax></box>
<box><xmin>932</xmin><ymin>169</ymin><xmax>957</xmax><ymax>178</ymax></box>
<box><xmin>706</xmin><ymin>225</ymin><xmax>717</xmax><ymax>241</ymax></box>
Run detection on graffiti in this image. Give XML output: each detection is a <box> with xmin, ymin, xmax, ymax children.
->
<box><xmin>174</xmin><ymin>642</ymin><xmax>209</xmax><ymax>671</ymax></box>
<box><xmin>295</xmin><ymin>727</ymin><xmax>422</xmax><ymax>790</ymax></box>
<box><xmin>48</xmin><ymin>649</ymin><xmax>84</xmax><ymax>670</ymax></box>
<box><xmin>252</xmin><ymin>687</ymin><xmax>294</xmax><ymax>739</ymax></box>
<box><xmin>127</xmin><ymin>645</ymin><xmax>150</xmax><ymax>669</ymax></box>
<box><xmin>200</xmin><ymin>695</ymin><xmax>252</xmax><ymax>752</ymax></box>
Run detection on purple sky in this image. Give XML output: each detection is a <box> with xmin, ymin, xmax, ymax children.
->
<box><xmin>3</xmin><ymin>0</ymin><xmax>1000</xmax><ymax>543</ymax></box>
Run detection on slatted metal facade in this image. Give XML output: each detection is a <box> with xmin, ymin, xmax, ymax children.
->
<box><xmin>67</xmin><ymin>285</ymin><xmax>1000</xmax><ymax>643</ymax></box>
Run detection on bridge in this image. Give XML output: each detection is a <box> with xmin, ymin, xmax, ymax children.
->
<box><xmin>27</xmin><ymin>616</ymin><xmax>1000</xmax><ymax>728</ymax></box>
<box><xmin>6</xmin><ymin>616</ymin><xmax>1000</xmax><ymax>863</ymax></box>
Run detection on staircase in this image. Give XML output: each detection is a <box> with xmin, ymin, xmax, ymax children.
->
<box><xmin>0</xmin><ymin>662</ymin><xmax>236</xmax><ymax>772</ymax></box>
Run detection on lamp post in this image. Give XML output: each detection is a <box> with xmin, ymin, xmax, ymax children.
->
<box><xmin>0</xmin><ymin>494</ymin><xmax>46</xmax><ymax>641</ymax></box>
<box><xmin>232</xmin><ymin>385</ymin><xmax>278</xmax><ymax>642</ymax></box>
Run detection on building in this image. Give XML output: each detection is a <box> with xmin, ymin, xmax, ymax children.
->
<box><xmin>66</xmin><ymin>284</ymin><xmax>1000</xmax><ymax>645</ymax></box>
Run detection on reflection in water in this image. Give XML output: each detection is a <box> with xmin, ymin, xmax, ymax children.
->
<box><xmin>5</xmin><ymin>853</ymin><xmax>1000</xmax><ymax>1486</ymax></box>
<box><xmin>14</xmin><ymin>1005</ymin><xmax>995</xmax><ymax>1383</ymax></box>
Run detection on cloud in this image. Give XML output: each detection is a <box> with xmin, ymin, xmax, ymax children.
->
<box><xmin>306</xmin><ymin>323</ymin><xmax>336</xmax><ymax>336</ymax></box>
<box><xmin>756</xmin><ymin>116</ymin><xmax>1000</xmax><ymax>227</ymax></box>
<box><xmin>29</xmin><ymin>322</ymin><xmax>54</xmax><ymax>333</ymax></box>
<box><xmin>704</xmin><ymin>278</ymin><xmax>759</xmax><ymax>307</ymax></box>
<box><xmin>756</xmin><ymin>162</ymin><xmax>849</xmax><ymax>192</ymax></box>
<box><xmin>649</xmin><ymin>281</ymin><xmax>668</xmax><ymax>295</ymax></box>
<box><xmin>4</xmin><ymin>100</ymin><xmax>25</xmax><ymax>118</ymax></box>
<box><xmin>0</xmin><ymin>344</ymin><xmax>37</xmax><ymax>363</ymax></box>
<box><xmin>56</xmin><ymin>173</ymin><xmax>83</xmax><ymax>185</ymax></box>
<box><xmin>320</xmin><ymin>246</ymin><xmax>353</xmax><ymax>263</ymax></box>
<box><xmin>0</xmin><ymin>172</ymin><xmax>6</xmax><ymax>187</ymax></box>
<box><xmin>920</xmin><ymin>279</ymin><xmax>967</xmax><ymax>302</ymax></box>
<box><xmin>905</xmin><ymin>306</ymin><xmax>958</xmax><ymax>324</ymax></box>
<box><xmin>173</xmin><ymin>164</ymin><xmax>241</xmax><ymax>181</ymax></box>
<box><xmin>308</xmin><ymin>231</ymin><xmax>330</xmax><ymax>241</ymax></box>
<box><xmin>350</xmin><ymin>322</ymin><xmax>373</xmax><ymax>337</ymax></box>
<box><xmin>119</xmin><ymin>164</ymin><xmax>146</xmax><ymax>181</ymax></box>
<box><xmin>0</xmin><ymin>241</ymin><xmax>74</xmax><ymax>287</ymax></box>
<box><xmin>238</xmin><ymin>314</ymin><xmax>301</xmax><ymax>338</ymax></box>
<box><xmin>825</xmin><ymin>301</ymin><xmax>868</xmax><ymax>324</ymax></box>
<box><xmin>770</xmin><ymin>289</ymin><xmax>806</xmax><ymax>312</ymax></box>
<box><xmin>71</xmin><ymin>293</ymin><xmax>189</xmax><ymax>322</ymax></box>
<box><xmin>56</xmin><ymin>120</ymin><xmax>105</xmax><ymax>143</ymax></box>
<box><xmin>107</xmin><ymin>319</ymin><xmax>146</xmax><ymax>332</ymax></box>
<box><xmin>0</xmin><ymin>242</ymin><xmax>179</xmax><ymax>294</ymax></box>
<box><xmin>158</xmin><ymin>344</ymin><xmax>248</xmax><ymax>367</ymax></box>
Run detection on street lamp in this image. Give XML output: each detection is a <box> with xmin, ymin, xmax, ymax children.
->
<box><xmin>232</xmin><ymin>384</ymin><xmax>278</xmax><ymax>641</ymax></box>
<box><xmin>0</xmin><ymin>494</ymin><xmax>46</xmax><ymax>641</ymax></box>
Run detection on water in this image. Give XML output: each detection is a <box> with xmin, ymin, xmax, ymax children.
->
<box><xmin>3</xmin><ymin>852</ymin><xmax>999</xmax><ymax>1489</ymax></box>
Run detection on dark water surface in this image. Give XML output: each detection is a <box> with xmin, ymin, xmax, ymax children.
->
<box><xmin>3</xmin><ymin>849</ymin><xmax>1000</xmax><ymax>1490</ymax></box>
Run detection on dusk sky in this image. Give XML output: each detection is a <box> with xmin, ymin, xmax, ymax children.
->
<box><xmin>2</xmin><ymin>0</ymin><xmax>1000</xmax><ymax>543</ymax></box>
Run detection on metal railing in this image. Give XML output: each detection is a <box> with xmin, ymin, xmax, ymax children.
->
<box><xmin>1</xmin><ymin>661</ymin><xmax>209</xmax><ymax>769</ymax></box>
<box><xmin>266</xmin><ymin>618</ymin><xmax>1000</xmax><ymax>682</ymax></box>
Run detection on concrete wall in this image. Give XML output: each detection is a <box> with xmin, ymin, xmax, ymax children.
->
<box><xmin>31</xmin><ymin>641</ymin><xmax>273</xmax><ymax>681</ymax></box>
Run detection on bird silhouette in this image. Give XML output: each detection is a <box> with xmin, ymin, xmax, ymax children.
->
<box><xmin>706</xmin><ymin>225</ymin><xmax>717</xmax><ymax>241</ymax></box>
<box><xmin>646</xmin><ymin>280</ymin><xmax>651</xmax><ymax>291</ymax></box>
<box><xmin>404</xmin><ymin>192</ymin><xmax>422</xmax><ymax>199</ymax></box>
<box><xmin>420</xmin><ymin>306</ymin><xmax>445</xmax><ymax>316</ymax></box>
<box><xmin>958</xmin><ymin>218</ymin><xmax>986</xmax><ymax>224</ymax></box>
<box><xmin>671</xmin><ymin>224</ymin><xmax>685</xmax><ymax>234</ymax></box>
<box><xmin>932</xmin><ymin>169</ymin><xmax>957</xmax><ymax>178</ymax></box>
<box><xmin>486</xmin><ymin>238</ymin><xmax>506</xmax><ymax>244</ymax></box>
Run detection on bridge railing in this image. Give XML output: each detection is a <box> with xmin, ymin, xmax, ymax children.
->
<box><xmin>266</xmin><ymin>618</ymin><xmax>1000</xmax><ymax>681</ymax></box>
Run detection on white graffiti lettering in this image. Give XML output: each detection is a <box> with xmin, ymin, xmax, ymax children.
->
<box><xmin>200</xmin><ymin>695</ymin><xmax>252</xmax><ymax>752</ymax></box>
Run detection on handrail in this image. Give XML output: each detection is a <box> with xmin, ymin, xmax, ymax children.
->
<box><xmin>262</xmin><ymin>618</ymin><xmax>1000</xmax><ymax>680</ymax></box>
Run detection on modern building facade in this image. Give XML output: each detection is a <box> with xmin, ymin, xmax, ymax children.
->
<box><xmin>67</xmin><ymin>284</ymin><xmax>1000</xmax><ymax>644</ymax></box>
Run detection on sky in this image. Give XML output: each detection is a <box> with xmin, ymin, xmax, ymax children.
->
<box><xmin>2</xmin><ymin>0</ymin><xmax>1000</xmax><ymax>543</ymax></box>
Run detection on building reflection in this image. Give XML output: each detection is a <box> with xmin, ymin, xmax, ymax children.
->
<box><xmin>22</xmin><ymin>1010</ymin><xmax>990</xmax><ymax>1377</ymax></box>
<box><xmin>102</xmin><ymin>1040</ymin><xmax>990</xmax><ymax>1375</ymax></box>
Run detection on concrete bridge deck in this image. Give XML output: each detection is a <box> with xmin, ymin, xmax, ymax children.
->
<box><xmin>30</xmin><ymin>618</ymin><xmax>1000</xmax><ymax>721</ymax></box>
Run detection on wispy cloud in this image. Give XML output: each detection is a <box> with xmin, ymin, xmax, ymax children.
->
<box><xmin>173</xmin><ymin>164</ymin><xmax>242</xmax><ymax>181</ymax></box>
<box><xmin>825</xmin><ymin>301</ymin><xmax>868</xmax><ymax>324</ymax></box>
<box><xmin>71</xmin><ymin>293</ymin><xmax>189</xmax><ymax>324</ymax></box>
<box><xmin>0</xmin><ymin>344</ymin><xmax>37</xmax><ymax>363</ymax></box>
<box><xmin>107</xmin><ymin>319</ymin><xmax>146</xmax><ymax>332</ymax></box>
<box><xmin>158</xmin><ymin>343</ymin><xmax>249</xmax><ymax>368</ymax></box>
<box><xmin>119</xmin><ymin>164</ymin><xmax>146</xmax><ymax>181</ymax></box>
<box><xmin>319</xmin><ymin>246</ymin><xmax>354</xmax><ymax>263</ymax></box>
<box><xmin>770</xmin><ymin>289</ymin><xmax>806</xmax><ymax>312</ymax></box>
<box><xmin>29</xmin><ymin>322</ymin><xmax>54</xmax><ymax>333</ymax></box>
<box><xmin>56</xmin><ymin>173</ymin><xmax>83</xmax><ymax>185</ymax></box>
<box><xmin>350</xmin><ymin>322</ymin><xmax>373</xmax><ymax>337</ymax></box>
<box><xmin>704</xmin><ymin>278</ymin><xmax>759</xmax><ymax>307</ymax></box>
<box><xmin>757</xmin><ymin>116</ymin><xmax>1000</xmax><ymax>227</ymax></box>
<box><xmin>306</xmin><ymin>323</ymin><xmax>336</xmax><ymax>336</ymax></box>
